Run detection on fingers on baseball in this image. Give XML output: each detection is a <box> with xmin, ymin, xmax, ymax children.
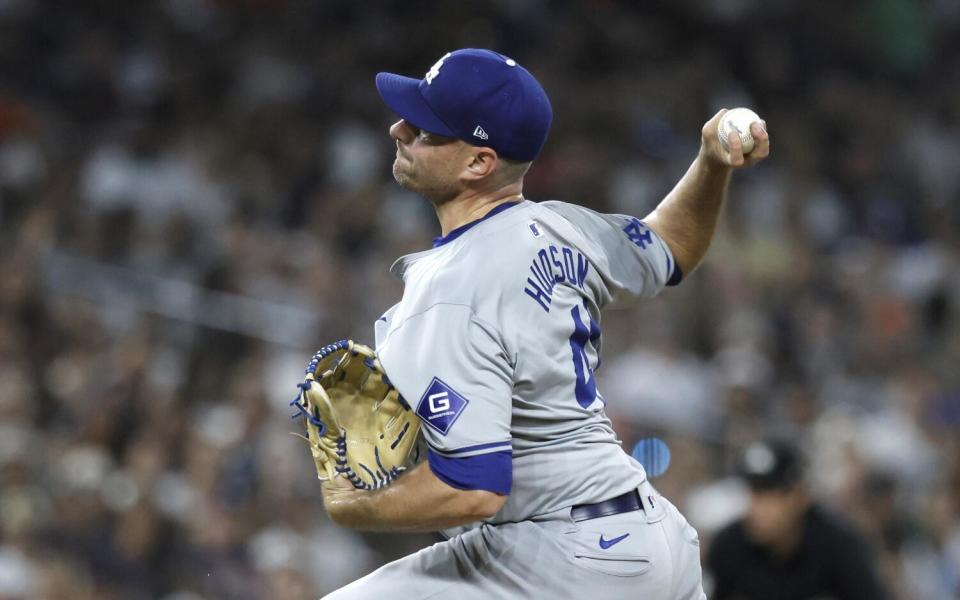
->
<box><xmin>727</xmin><ymin>130</ymin><xmax>745</xmax><ymax>166</ymax></box>
<box><xmin>748</xmin><ymin>121</ymin><xmax>770</xmax><ymax>161</ymax></box>
<box><xmin>702</xmin><ymin>109</ymin><xmax>727</xmax><ymax>138</ymax></box>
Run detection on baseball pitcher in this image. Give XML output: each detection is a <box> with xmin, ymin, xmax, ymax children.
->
<box><xmin>294</xmin><ymin>48</ymin><xmax>770</xmax><ymax>599</ymax></box>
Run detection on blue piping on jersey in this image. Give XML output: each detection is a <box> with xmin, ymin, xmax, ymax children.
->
<box><xmin>432</xmin><ymin>201</ymin><xmax>523</xmax><ymax>248</ymax></box>
<box><xmin>427</xmin><ymin>448</ymin><xmax>512</xmax><ymax>495</ymax></box>
<box><xmin>429</xmin><ymin>440</ymin><xmax>513</xmax><ymax>456</ymax></box>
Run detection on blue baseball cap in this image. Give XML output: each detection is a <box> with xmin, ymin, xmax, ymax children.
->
<box><xmin>375</xmin><ymin>48</ymin><xmax>552</xmax><ymax>162</ymax></box>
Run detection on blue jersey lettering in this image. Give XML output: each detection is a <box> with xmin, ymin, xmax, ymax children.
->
<box><xmin>523</xmin><ymin>245</ymin><xmax>590</xmax><ymax>312</ymax></box>
<box><xmin>549</xmin><ymin>245</ymin><xmax>565</xmax><ymax>283</ymax></box>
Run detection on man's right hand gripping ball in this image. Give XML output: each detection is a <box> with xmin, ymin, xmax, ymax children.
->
<box><xmin>290</xmin><ymin>340</ymin><xmax>421</xmax><ymax>490</ymax></box>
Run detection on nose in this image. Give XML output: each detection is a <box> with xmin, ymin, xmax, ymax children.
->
<box><xmin>390</xmin><ymin>119</ymin><xmax>415</xmax><ymax>144</ymax></box>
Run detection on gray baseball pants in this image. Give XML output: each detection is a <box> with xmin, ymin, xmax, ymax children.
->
<box><xmin>323</xmin><ymin>481</ymin><xmax>706</xmax><ymax>599</ymax></box>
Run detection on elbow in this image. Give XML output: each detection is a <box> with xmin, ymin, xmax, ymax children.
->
<box><xmin>324</xmin><ymin>501</ymin><xmax>351</xmax><ymax>527</ymax></box>
<box><xmin>466</xmin><ymin>490</ymin><xmax>508</xmax><ymax>520</ymax></box>
<box><xmin>326</xmin><ymin>504</ymin><xmax>350</xmax><ymax>527</ymax></box>
<box><xmin>642</xmin><ymin>217</ymin><xmax>700</xmax><ymax>280</ymax></box>
<box><xmin>322</xmin><ymin>487</ymin><xmax>360</xmax><ymax>528</ymax></box>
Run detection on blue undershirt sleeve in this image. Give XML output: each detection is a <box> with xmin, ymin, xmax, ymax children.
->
<box><xmin>427</xmin><ymin>448</ymin><xmax>512</xmax><ymax>495</ymax></box>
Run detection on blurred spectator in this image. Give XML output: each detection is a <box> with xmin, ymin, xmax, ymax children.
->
<box><xmin>707</xmin><ymin>439</ymin><xmax>889</xmax><ymax>600</ymax></box>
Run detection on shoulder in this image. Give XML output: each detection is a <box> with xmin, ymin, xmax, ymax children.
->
<box><xmin>400</xmin><ymin>203</ymin><xmax>545</xmax><ymax>313</ymax></box>
<box><xmin>535</xmin><ymin>200</ymin><xmax>603</xmax><ymax>233</ymax></box>
<box><xmin>434</xmin><ymin>202</ymin><xmax>546</xmax><ymax>278</ymax></box>
<box><xmin>537</xmin><ymin>200</ymin><xmax>651</xmax><ymax>254</ymax></box>
<box><xmin>538</xmin><ymin>199</ymin><xmax>595</xmax><ymax>219</ymax></box>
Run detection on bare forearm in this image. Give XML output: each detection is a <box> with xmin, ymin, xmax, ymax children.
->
<box><xmin>323</xmin><ymin>462</ymin><xmax>505</xmax><ymax>532</ymax></box>
<box><xmin>643</xmin><ymin>151</ymin><xmax>732</xmax><ymax>277</ymax></box>
<box><xmin>644</xmin><ymin>109</ymin><xmax>770</xmax><ymax>277</ymax></box>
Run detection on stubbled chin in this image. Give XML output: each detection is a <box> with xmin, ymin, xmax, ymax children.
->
<box><xmin>392</xmin><ymin>160</ymin><xmax>410</xmax><ymax>187</ymax></box>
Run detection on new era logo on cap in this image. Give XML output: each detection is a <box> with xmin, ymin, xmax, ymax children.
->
<box><xmin>375</xmin><ymin>48</ymin><xmax>553</xmax><ymax>161</ymax></box>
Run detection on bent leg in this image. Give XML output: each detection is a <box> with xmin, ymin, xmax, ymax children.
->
<box><xmin>323</xmin><ymin>537</ymin><xmax>465</xmax><ymax>600</ymax></box>
<box><xmin>326</xmin><ymin>494</ymin><xmax>705</xmax><ymax>600</ymax></box>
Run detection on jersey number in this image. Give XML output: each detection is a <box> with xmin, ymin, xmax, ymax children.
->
<box><xmin>569</xmin><ymin>304</ymin><xmax>601</xmax><ymax>408</ymax></box>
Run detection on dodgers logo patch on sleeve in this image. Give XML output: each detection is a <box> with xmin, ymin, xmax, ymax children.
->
<box><xmin>623</xmin><ymin>217</ymin><xmax>653</xmax><ymax>249</ymax></box>
<box><xmin>415</xmin><ymin>377</ymin><xmax>469</xmax><ymax>435</ymax></box>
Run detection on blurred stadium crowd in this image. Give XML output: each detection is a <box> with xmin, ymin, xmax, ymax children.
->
<box><xmin>0</xmin><ymin>0</ymin><xmax>958</xmax><ymax>598</ymax></box>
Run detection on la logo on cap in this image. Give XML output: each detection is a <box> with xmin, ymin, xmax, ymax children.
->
<box><xmin>424</xmin><ymin>52</ymin><xmax>451</xmax><ymax>85</ymax></box>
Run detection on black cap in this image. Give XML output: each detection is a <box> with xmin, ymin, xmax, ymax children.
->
<box><xmin>736</xmin><ymin>439</ymin><xmax>805</xmax><ymax>490</ymax></box>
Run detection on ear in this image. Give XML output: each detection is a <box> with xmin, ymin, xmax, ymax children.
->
<box><xmin>462</xmin><ymin>147</ymin><xmax>499</xmax><ymax>181</ymax></box>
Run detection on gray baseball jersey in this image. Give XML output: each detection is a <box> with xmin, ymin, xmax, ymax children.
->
<box><xmin>375</xmin><ymin>199</ymin><xmax>680</xmax><ymax>530</ymax></box>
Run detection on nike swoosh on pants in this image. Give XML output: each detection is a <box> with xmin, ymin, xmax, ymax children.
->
<box><xmin>598</xmin><ymin>533</ymin><xmax>630</xmax><ymax>549</ymax></box>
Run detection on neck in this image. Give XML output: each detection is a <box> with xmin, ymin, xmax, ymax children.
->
<box><xmin>434</xmin><ymin>182</ymin><xmax>524</xmax><ymax>236</ymax></box>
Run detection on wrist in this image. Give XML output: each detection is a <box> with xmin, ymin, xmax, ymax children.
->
<box><xmin>323</xmin><ymin>481</ymin><xmax>370</xmax><ymax>527</ymax></box>
<box><xmin>697</xmin><ymin>145</ymin><xmax>734</xmax><ymax>174</ymax></box>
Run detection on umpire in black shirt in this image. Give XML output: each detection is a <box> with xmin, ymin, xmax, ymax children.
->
<box><xmin>707</xmin><ymin>440</ymin><xmax>889</xmax><ymax>600</ymax></box>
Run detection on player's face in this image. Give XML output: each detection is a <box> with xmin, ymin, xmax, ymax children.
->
<box><xmin>389</xmin><ymin>119</ymin><xmax>471</xmax><ymax>203</ymax></box>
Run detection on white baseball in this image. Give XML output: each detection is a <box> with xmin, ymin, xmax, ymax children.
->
<box><xmin>717</xmin><ymin>107</ymin><xmax>761</xmax><ymax>155</ymax></box>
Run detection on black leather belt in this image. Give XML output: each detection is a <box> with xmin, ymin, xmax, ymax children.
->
<box><xmin>571</xmin><ymin>489</ymin><xmax>643</xmax><ymax>522</ymax></box>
